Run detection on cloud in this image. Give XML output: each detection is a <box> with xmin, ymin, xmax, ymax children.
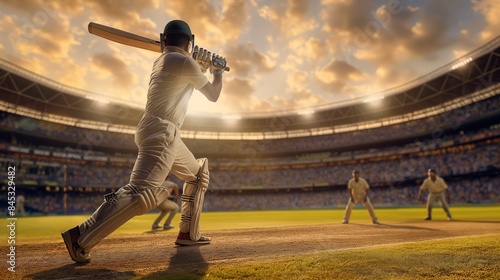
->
<box><xmin>0</xmin><ymin>0</ymin><xmax>497</xmax><ymax>116</ymax></box>
<box><xmin>220</xmin><ymin>0</ymin><xmax>250</xmax><ymax>41</ymax></box>
<box><xmin>219</xmin><ymin>78</ymin><xmax>273</xmax><ymax>113</ymax></box>
<box><xmin>320</xmin><ymin>0</ymin><xmax>484</xmax><ymax>93</ymax></box>
<box><xmin>90</xmin><ymin>52</ymin><xmax>135</xmax><ymax>89</ymax></box>
<box><xmin>0</xmin><ymin>0</ymin><xmax>87</xmax><ymax>16</ymax></box>
<box><xmin>0</xmin><ymin>1</ymin><xmax>89</xmax><ymax>91</ymax></box>
<box><xmin>259</xmin><ymin>0</ymin><xmax>318</xmax><ymax>37</ymax></box>
<box><xmin>87</xmin><ymin>0</ymin><xmax>159</xmax><ymax>39</ymax></box>
<box><xmin>0</xmin><ymin>4</ymin><xmax>79</xmax><ymax>59</ymax></box>
<box><xmin>214</xmin><ymin>41</ymin><xmax>277</xmax><ymax>113</ymax></box>
<box><xmin>287</xmin><ymin>71</ymin><xmax>308</xmax><ymax>92</ymax></box>
<box><xmin>287</xmin><ymin>37</ymin><xmax>328</xmax><ymax>67</ymax></box>
<box><xmin>58</xmin><ymin>60</ymin><xmax>88</xmax><ymax>89</ymax></box>
<box><xmin>162</xmin><ymin>0</ymin><xmax>248</xmax><ymax>46</ymax></box>
<box><xmin>472</xmin><ymin>0</ymin><xmax>500</xmax><ymax>41</ymax></box>
<box><xmin>223</xmin><ymin>42</ymin><xmax>276</xmax><ymax>78</ymax></box>
<box><xmin>315</xmin><ymin>59</ymin><xmax>363</xmax><ymax>93</ymax></box>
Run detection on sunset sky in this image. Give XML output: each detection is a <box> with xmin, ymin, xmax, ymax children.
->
<box><xmin>0</xmin><ymin>0</ymin><xmax>498</xmax><ymax>117</ymax></box>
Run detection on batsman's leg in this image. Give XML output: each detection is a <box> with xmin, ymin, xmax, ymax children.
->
<box><xmin>62</xmin><ymin>117</ymin><xmax>176</xmax><ymax>263</ymax></box>
<box><xmin>177</xmin><ymin>158</ymin><xmax>210</xmax><ymax>245</ymax></box>
<box><xmin>170</xmin><ymin>142</ymin><xmax>210</xmax><ymax>245</ymax></box>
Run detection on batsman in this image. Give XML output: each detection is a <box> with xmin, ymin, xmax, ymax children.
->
<box><xmin>62</xmin><ymin>19</ymin><xmax>227</xmax><ymax>263</ymax></box>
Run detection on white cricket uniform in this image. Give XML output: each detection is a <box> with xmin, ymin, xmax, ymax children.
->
<box><xmin>343</xmin><ymin>178</ymin><xmax>378</xmax><ymax>223</ymax></box>
<box><xmin>16</xmin><ymin>194</ymin><xmax>26</xmax><ymax>217</ymax></box>
<box><xmin>77</xmin><ymin>46</ymin><xmax>209</xmax><ymax>251</ymax></box>
<box><xmin>420</xmin><ymin>176</ymin><xmax>452</xmax><ymax>219</ymax></box>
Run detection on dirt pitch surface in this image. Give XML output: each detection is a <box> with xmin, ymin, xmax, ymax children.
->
<box><xmin>4</xmin><ymin>220</ymin><xmax>500</xmax><ymax>279</ymax></box>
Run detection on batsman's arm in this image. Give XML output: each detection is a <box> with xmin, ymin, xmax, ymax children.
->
<box><xmin>200</xmin><ymin>74</ymin><xmax>222</xmax><ymax>102</ymax></box>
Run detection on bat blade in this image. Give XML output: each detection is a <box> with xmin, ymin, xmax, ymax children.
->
<box><xmin>88</xmin><ymin>22</ymin><xmax>229</xmax><ymax>71</ymax></box>
<box><xmin>88</xmin><ymin>22</ymin><xmax>161</xmax><ymax>53</ymax></box>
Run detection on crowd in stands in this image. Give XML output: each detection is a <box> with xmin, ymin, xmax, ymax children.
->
<box><xmin>2</xmin><ymin>138</ymin><xmax>498</xmax><ymax>190</ymax></box>
<box><xmin>1</xmin><ymin>93</ymin><xmax>499</xmax><ymax>156</ymax></box>
<box><xmin>210</xmin><ymin>141</ymin><xmax>498</xmax><ymax>189</ymax></box>
<box><xmin>207</xmin><ymin>176</ymin><xmax>499</xmax><ymax>211</ymax></box>
<box><xmin>184</xmin><ymin>94</ymin><xmax>500</xmax><ymax>155</ymax></box>
<box><xmin>7</xmin><ymin>175</ymin><xmax>499</xmax><ymax>214</ymax></box>
<box><xmin>1</xmin><ymin>93</ymin><xmax>499</xmax><ymax>214</ymax></box>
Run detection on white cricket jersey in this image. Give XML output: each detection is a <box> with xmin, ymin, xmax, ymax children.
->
<box><xmin>145</xmin><ymin>46</ymin><xmax>209</xmax><ymax>127</ymax></box>
<box><xmin>348</xmin><ymin>178</ymin><xmax>369</xmax><ymax>195</ymax></box>
<box><xmin>420</xmin><ymin>176</ymin><xmax>448</xmax><ymax>193</ymax></box>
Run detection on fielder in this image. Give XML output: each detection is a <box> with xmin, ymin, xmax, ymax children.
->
<box><xmin>342</xmin><ymin>170</ymin><xmax>380</xmax><ymax>224</ymax></box>
<box><xmin>152</xmin><ymin>179</ymin><xmax>179</xmax><ymax>230</ymax></box>
<box><xmin>62</xmin><ymin>19</ymin><xmax>226</xmax><ymax>263</ymax></box>
<box><xmin>417</xmin><ymin>169</ymin><xmax>453</xmax><ymax>221</ymax></box>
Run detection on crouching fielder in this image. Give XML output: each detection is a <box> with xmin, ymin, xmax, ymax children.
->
<box><xmin>152</xmin><ymin>179</ymin><xmax>179</xmax><ymax>230</ymax></box>
<box><xmin>61</xmin><ymin>19</ymin><xmax>225</xmax><ymax>263</ymax></box>
<box><xmin>342</xmin><ymin>170</ymin><xmax>380</xmax><ymax>224</ymax></box>
<box><xmin>417</xmin><ymin>169</ymin><xmax>453</xmax><ymax>221</ymax></box>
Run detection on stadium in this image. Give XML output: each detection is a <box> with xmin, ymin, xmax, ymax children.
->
<box><xmin>1</xmin><ymin>30</ymin><xmax>500</xmax><ymax>280</ymax></box>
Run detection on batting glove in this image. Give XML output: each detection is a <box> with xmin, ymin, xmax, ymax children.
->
<box><xmin>210</xmin><ymin>53</ymin><xmax>227</xmax><ymax>75</ymax></box>
<box><xmin>192</xmin><ymin>45</ymin><xmax>211</xmax><ymax>73</ymax></box>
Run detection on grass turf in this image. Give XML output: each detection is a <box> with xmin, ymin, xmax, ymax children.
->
<box><xmin>170</xmin><ymin>234</ymin><xmax>499</xmax><ymax>280</ymax></box>
<box><xmin>1</xmin><ymin>206</ymin><xmax>499</xmax><ymax>279</ymax></box>
<box><xmin>2</xmin><ymin>206</ymin><xmax>499</xmax><ymax>244</ymax></box>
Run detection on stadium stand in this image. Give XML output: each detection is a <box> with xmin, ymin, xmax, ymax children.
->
<box><xmin>0</xmin><ymin>36</ymin><xmax>499</xmax><ymax>213</ymax></box>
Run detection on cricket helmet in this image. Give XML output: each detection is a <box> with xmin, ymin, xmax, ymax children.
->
<box><xmin>163</xmin><ymin>20</ymin><xmax>194</xmax><ymax>40</ymax></box>
<box><xmin>161</xmin><ymin>20</ymin><xmax>195</xmax><ymax>52</ymax></box>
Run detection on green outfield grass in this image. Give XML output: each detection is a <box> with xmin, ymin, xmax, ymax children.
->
<box><xmin>1</xmin><ymin>206</ymin><xmax>499</xmax><ymax>279</ymax></box>
<box><xmin>2</xmin><ymin>206</ymin><xmax>499</xmax><ymax>244</ymax></box>
<box><xmin>182</xmin><ymin>235</ymin><xmax>500</xmax><ymax>280</ymax></box>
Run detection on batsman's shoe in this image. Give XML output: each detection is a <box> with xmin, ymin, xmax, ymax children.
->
<box><xmin>61</xmin><ymin>226</ymin><xmax>91</xmax><ymax>263</ymax></box>
<box><xmin>342</xmin><ymin>220</ymin><xmax>349</xmax><ymax>224</ymax></box>
<box><xmin>175</xmin><ymin>232</ymin><xmax>211</xmax><ymax>246</ymax></box>
<box><xmin>373</xmin><ymin>220</ymin><xmax>380</xmax><ymax>225</ymax></box>
<box><xmin>424</xmin><ymin>217</ymin><xmax>432</xmax><ymax>220</ymax></box>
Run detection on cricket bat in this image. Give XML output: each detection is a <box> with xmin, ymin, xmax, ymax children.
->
<box><xmin>88</xmin><ymin>22</ymin><xmax>229</xmax><ymax>71</ymax></box>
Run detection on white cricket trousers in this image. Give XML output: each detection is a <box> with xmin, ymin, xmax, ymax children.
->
<box><xmin>154</xmin><ymin>198</ymin><xmax>179</xmax><ymax>226</ymax></box>
<box><xmin>343</xmin><ymin>195</ymin><xmax>378</xmax><ymax>222</ymax></box>
<box><xmin>77</xmin><ymin>115</ymin><xmax>200</xmax><ymax>250</ymax></box>
<box><xmin>426</xmin><ymin>192</ymin><xmax>452</xmax><ymax>219</ymax></box>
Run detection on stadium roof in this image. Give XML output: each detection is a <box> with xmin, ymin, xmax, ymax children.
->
<box><xmin>1</xmin><ymin>36</ymin><xmax>499</xmax><ymax>134</ymax></box>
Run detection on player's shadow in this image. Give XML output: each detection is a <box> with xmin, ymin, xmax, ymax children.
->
<box><xmin>351</xmin><ymin>223</ymin><xmax>438</xmax><ymax>231</ymax></box>
<box><xmin>143</xmin><ymin>228</ymin><xmax>176</xmax><ymax>234</ymax></box>
<box><xmin>26</xmin><ymin>264</ymin><xmax>136</xmax><ymax>280</ymax></box>
<box><xmin>141</xmin><ymin>245</ymin><xmax>208</xmax><ymax>279</ymax></box>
